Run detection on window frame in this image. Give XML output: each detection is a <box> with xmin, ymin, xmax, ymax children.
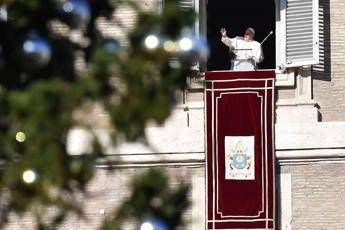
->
<box><xmin>277</xmin><ymin>0</ymin><xmax>319</xmax><ymax>68</ymax></box>
<box><xmin>180</xmin><ymin>0</ymin><xmax>319</xmax><ymax>87</ymax></box>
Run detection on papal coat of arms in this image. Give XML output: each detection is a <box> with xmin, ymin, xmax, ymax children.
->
<box><xmin>224</xmin><ymin>136</ymin><xmax>255</xmax><ymax>180</ymax></box>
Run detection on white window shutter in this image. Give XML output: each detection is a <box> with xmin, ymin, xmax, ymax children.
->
<box><xmin>178</xmin><ymin>0</ymin><xmax>195</xmax><ymax>10</ymax></box>
<box><xmin>178</xmin><ymin>0</ymin><xmax>199</xmax><ymax>36</ymax></box>
<box><xmin>281</xmin><ymin>0</ymin><xmax>319</xmax><ymax>67</ymax></box>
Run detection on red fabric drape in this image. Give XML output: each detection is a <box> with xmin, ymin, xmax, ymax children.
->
<box><xmin>205</xmin><ymin>70</ymin><xmax>275</xmax><ymax>229</ymax></box>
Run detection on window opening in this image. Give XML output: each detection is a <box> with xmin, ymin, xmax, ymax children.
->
<box><xmin>207</xmin><ymin>0</ymin><xmax>276</xmax><ymax>71</ymax></box>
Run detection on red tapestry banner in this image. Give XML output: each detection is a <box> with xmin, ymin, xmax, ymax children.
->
<box><xmin>205</xmin><ymin>70</ymin><xmax>276</xmax><ymax>229</ymax></box>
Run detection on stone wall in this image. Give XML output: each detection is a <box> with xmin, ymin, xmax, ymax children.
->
<box><xmin>280</xmin><ymin>163</ymin><xmax>345</xmax><ymax>230</ymax></box>
<box><xmin>313</xmin><ymin>0</ymin><xmax>345</xmax><ymax>121</ymax></box>
<box><xmin>5</xmin><ymin>166</ymin><xmax>205</xmax><ymax>230</ymax></box>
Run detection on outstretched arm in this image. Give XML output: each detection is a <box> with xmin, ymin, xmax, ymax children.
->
<box><xmin>220</xmin><ymin>27</ymin><xmax>235</xmax><ymax>48</ymax></box>
<box><xmin>220</xmin><ymin>28</ymin><xmax>227</xmax><ymax>37</ymax></box>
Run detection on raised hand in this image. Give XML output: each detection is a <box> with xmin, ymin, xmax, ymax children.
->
<box><xmin>220</xmin><ymin>28</ymin><xmax>227</xmax><ymax>36</ymax></box>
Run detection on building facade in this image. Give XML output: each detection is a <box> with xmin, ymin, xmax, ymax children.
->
<box><xmin>7</xmin><ymin>0</ymin><xmax>345</xmax><ymax>229</ymax></box>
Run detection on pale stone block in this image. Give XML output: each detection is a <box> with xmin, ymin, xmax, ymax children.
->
<box><xmin>275</xmin><ymin>121</ymin><xmax>345</xmax><ymax>150</ymax></box>
<box><xmin>279</xmin><ymin>173</ymin><xmax>292</xmax><ymax>230</ymax></box>
<box><xmin>275</xmin><ymin>103</ymin><xmax>319</xmax><ymax>123</ymax></box>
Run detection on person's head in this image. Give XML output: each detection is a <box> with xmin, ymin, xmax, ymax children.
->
<box><xmin>244</xmin><ymin>28</ymin><xmax>255</xmax><ymax>41</ymax></box>
<box><xmin>234</xmin><ymin>141</ymin><xmax>246</xmax><ymax>155</ymax></box>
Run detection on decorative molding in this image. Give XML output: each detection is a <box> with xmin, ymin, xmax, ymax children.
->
<box><xmin>186</xmin><ymin>69</ymin><xmax>296</xmax><ymax>89</ymax></box>
<box><xmin>95</xmin><ymin>161</ymin><xmax>205</xmax><ymax>168</ymax></box>
<box><xmin>96</xmin><ymin>152</ymin><xmax>205</xmax><ymax>164</ymax></box>
<box><xmin>276</xmin><ymin>149</ymin><xmax>345</xmax><ymax>159</ymax></box>
<box><xmin>174</xmin><ymin>101</ymin><xmax>204</xmax><ymax>109</ymax></box>
<box><xmin>67</xmin><ymin>105</ymin><xmax>345</xmax><ymax>164</ymax></box>
<box><xmin>275</xmin><ymin>70</ymin><xmax>295</xmax><ymax>87</ymax></box>
<box><xmin>276</xmin><ymin>99</ymin><xmax>317</xmax><ymax>106</ymax></box>
<box><xmin>187</xmin><ymin>76</ymin><xmax>205</xmax><ymax>89</ymax></box>
<box><xmin>277</xmin><ymin>157</ymin><xmax>345</xmax><ymax>166</ymax></box>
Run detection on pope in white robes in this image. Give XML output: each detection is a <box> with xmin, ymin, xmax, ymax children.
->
<box><xmin>220</xmin><ymin>27</ymin><xmax>263</xmax><ymax>71</ymax></box>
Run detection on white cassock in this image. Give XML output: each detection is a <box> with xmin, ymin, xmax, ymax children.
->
<box><xmin>221</xmin><ymin>36</ymin><xmax>263</xmax><ymax>71</ymax></box>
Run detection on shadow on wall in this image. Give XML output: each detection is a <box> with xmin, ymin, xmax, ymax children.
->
<box><xmin>312</xmin><ymin>0</ymin><xmax>331</xmax><ymax>81</ymax></box>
